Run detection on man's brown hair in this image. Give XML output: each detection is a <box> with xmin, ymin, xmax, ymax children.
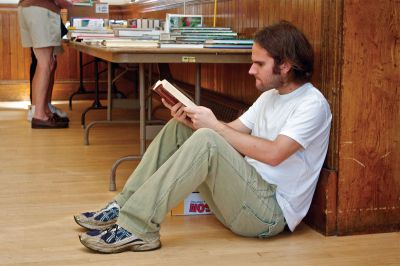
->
<box><xmin>254</xmin><ymin>21</ymin><xmax>314</xmax><ymax>83</ymax></box>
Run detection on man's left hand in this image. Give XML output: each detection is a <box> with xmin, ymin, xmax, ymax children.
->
<box><xmin>184</xmin><ymin>106</ymin><xmax>222</xmax><ymax>130</ymax></box>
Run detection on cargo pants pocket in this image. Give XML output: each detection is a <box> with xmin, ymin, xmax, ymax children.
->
<box><xmin>229</xmin><ymin>204</ymin><xmax>285</xmax><ymax>238</ymax></box>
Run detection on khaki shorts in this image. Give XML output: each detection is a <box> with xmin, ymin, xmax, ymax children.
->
<box><xmin>18</xmin><ymin>6</ymin><xmax>63</xmax><ymax>54</ymax></box>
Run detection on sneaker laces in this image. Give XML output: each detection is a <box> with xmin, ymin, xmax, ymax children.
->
<box><xmin>101</xmin><ymin>224</ymin><xmax>133</xmax><ymax>244</ymax></box>
<box><xmin>94</xmin><ymin>202</ymin><xmax>120</xmax><ymax>222</ymax></box>
<box><xmin>80</xmin><ymin>201</ymin><xmax>120</xmax><ymax>220</ymax></box>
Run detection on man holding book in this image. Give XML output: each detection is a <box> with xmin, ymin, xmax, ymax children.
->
<box><xmin>74</xmin><ymin>21</ymin><xmax>332</xmax><ymax>253</ymax></box>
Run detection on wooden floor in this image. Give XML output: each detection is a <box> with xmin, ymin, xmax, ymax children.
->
<box><xmin>0</xmin><ymin>101</ymin><xmax>399</xmax><ymax>266</ymax></box>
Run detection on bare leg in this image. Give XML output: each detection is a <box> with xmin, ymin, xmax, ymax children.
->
<box><xmin>32</xmin><ymin>47</ymin><xmax>54</xmax><ymax>120</ymax></box>
<box><xmin>46</xmin><ymin>55</ymin><xmax>57</xmax><ymax>104</ymax></box>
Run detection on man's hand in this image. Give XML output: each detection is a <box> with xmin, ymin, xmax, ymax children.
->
<box><xmin>161</xmin><ymin>99</ymin><xmax>222</xmax><ymax>130</ymax></box>
<box><xmin>161</xmin><ymin>99</ymin><xmax>194</xmax><ymax>128</ymax></box>
<box><xmin>183</xmin><ymin>106</ymin><xmax>222</xmax><ymax>130</ymax></box>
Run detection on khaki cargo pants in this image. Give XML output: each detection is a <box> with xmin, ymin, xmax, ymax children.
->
<box><xmin>115</xmin><ymin>119</ymin><xmax>286</xmax><ymax>240</ymax></box>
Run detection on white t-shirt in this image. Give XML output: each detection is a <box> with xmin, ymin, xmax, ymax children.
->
<box><xmin>239</xmin><ymin>83</ymin><xmax>332</xmax><ymax>231</ymax></box>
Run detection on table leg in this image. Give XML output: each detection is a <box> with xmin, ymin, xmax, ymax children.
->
<box><xmin>139</xmin><ymin>63</ymin><xmax>146</xmax><ymax>155</ymax></box>
<box><xmin>107</xmin><ymin>61</ymin><xmax>112</xmax><ymax>121</ymax></box>
<box><xmin>195</xmin><ymin>63</ymin><xmax>201</xmax><ymax>104</ymax></box>
<box><xmin>108</xmin><ymin>63</ymin><xmax>147</xmax><ymax>191</ymax></box>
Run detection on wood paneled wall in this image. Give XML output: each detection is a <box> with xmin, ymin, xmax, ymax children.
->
<box><xmin>338</xmin><ymin>0</ymin><xmax>399</xmax><ymax>235</ymax></box>
<box><xmin>0</xmin><ymin>5</ymin><xmax>29</xmax><ymax>81</ymax></box>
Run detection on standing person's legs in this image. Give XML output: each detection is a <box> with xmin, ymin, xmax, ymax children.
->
<box><xmin>29</xmin><ymin>48</ymin><xmax>37</xmax><ymax>104</ymax></box>
<box><xmin>32</xmin><ymin>47</ymin><xmax>54</xmax><ymax>120</ymax></box>
<box><xmin>46</xmin><ymin>55</ymin><xmax>57</xmax><ymax>103</ymax></box>
<box><xmin>18</xmin><ymin>6</ymin><xmax>67</xmax><ymax>126</ymax></box>
<box><xmin>46</xmin><ymin>46</ymin><xmax>69</xmax><ymax>119</ymax></box>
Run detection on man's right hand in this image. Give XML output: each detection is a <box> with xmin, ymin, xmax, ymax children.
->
<box><xmin>161</xmin><ymin>99</ymin><xmax>194</xmax><ymax>129</ymax></box>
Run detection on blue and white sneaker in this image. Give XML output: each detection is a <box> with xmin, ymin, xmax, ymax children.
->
<box><xmin>74</xmin><ymin>201</ymin><xmax>120</xmax><ymax>230</ymax></box>
<box><xmin>79</xmin><ymin>224</ymin><xmax>161</xmax><ymax>253</ymax></box>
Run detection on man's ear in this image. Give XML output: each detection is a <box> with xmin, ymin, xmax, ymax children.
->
<box><xmin>280</xmin><ymin>61</ymin><xmax>292</xmax><ymax>75</ymax></box>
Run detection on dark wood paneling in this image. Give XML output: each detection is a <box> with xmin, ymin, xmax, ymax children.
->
<box><xmin>319</xmin><ymin>0</ymin><xmax>343</xmax><ymax>170</ymax></box>
<box><xmin>1</xmin><ymin>10</ymin><xmax>12</xmax><ymax>80</ymax></box>
<box><xmin>339</xmin><ymin>0</ymin><xmax>400</xmax><ymax>235</ymax></box>
<box><xmin>304</xmin><ymin>168</ymin><xmax>338</xmax><ymax>236</ymax></box>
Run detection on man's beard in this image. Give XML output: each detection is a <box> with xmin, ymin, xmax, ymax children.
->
<box><xmin>258</xmin><ymin>73</ymin><xmax>285</xmax><ymax>92</ymax></box>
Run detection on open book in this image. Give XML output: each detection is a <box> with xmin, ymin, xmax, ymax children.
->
<box><xmin>152</xmin><ymin>79</ymin><xmax>196</xmax><ymax>107</ymax></box>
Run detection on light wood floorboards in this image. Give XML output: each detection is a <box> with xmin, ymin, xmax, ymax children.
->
<box><xmin>0</xmin><ymin>101</ymin><xmax>399</xmax><ymax>266</ymax></box>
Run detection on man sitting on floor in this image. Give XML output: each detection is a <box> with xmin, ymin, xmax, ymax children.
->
<box><xmin>74</xmin><ymin>21</ymin><xmax>332</xmax><ymax>253</ymax></box>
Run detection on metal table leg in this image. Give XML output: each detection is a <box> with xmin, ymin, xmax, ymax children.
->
<box><xmin>195</xmin><ymin>63</ymin><xmax>201</xmax><ymax>104</ymax></box>
<box><xmin>109</xmin><ymin>63</ymin><xmax>146</xmax><ymax>191</ymax></box>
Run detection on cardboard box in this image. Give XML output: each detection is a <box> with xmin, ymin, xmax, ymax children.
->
<box><xmin>67</xmin><ymin>2</ymin><xmax>109</xmax><ymax>19</ymax></box>
<box><xmin>171</xmin><ymin>192</ymin><xmax>212</xmax><ymax>216</ymax></box>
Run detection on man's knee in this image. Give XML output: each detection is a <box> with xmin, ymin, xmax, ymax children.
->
<box><xmin>165</xmin><ymin>118</ymin><xmax>192</xmax><ymax>133</ymax></box>
<box><xmin>33</xmin><ymin>47</ymin><xmax>54</xmax><ymax>72</ymax></box>
<box><xmin>36</xmin><ymin>58</ymin><xmax>53</xmax><ymax>73</ymax></box>
<box><xmin>166</xmin><ymin>118</ymin><xmax>180</xmax><ymax>128</ymax></box>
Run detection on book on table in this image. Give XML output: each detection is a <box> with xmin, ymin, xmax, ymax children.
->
<box><xmin>152</xmin><ymin>79</ymin><xmax>196</xmax><ymax>107</ymax></box>
<box><xmin>159</xmin><ymin>42</ymin><xmax>204</xmax><ymax>49</ymax></box>
<box><xmin>100</xmin><ymin>39</ymin><xmax>159</xmax><ymax>48</ymax></box>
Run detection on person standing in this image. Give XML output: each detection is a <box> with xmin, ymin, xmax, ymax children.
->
<box><xmin>18</xmin><ymin>0</ymin><xmax>71</xmax><ymax>128</ymax></box>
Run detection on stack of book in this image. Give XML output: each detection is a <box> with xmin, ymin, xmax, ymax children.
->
<box><xmin>71</xmin><ymin>18</ymin><xmax>105</xmax><ymax>30</ymax></box>
<box><xmin>204</xmin><ymin>39</ymin><xmax>253</xmax><ymax>49</ymax></box>
<box><xmin>67</xmin><ymin>29</ymin><xmax>115</xmax><ymax>42</ymax></box>
<box><xmin>171</xmin><ymin>27</ymin><xmax>238</xmax><ymax>43</ymax></box>
<box><xmin>99</xmin><ymin>39</ymin><xmax>159</xmax><ymax>48</ymax></box>
<box><xmin>159</xmin><ymin>41</ymin><xmax>204</xmax><ymax>49</ymax></box>
<box><xmin>164</xmin><ymin>14</ymin><xmax>203</xmax><ymax>32</ymax></box>
<box><xmin>113</xmin><ymin>28</ymin><xmax>162</xmax><ymax>40</ymax></box>
<box><xmin>108</xmin><ymin>19</ymin><xmax>128</xmax><ymax>28</ymax></box>
<box><xmin>160</xmin><ymin>27</ymin><xmax>250</xmax><ymax>49</ymax></box>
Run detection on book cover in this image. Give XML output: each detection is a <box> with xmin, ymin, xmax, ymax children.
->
<box><xmin>152</xmin><ymin>79</ymin><xmax>196</xmax><ymax>107</ymax></box>
<box><xmin>171</xmin><ymin>27</ymin><xmax>231</xmax><ymax>31</ymax></box>
<box><xmin>71</xmin><ymin>0</ymin><xmax>92</xmax><ymax>6</ymax></box>
<box><xmin>204</xmin><ymin>39</ymin><xmax>254</xmax><ymax>45</ymax></box>
<box><xmin>204</xmin><ymin>44</ymin><xmax>252</xmax><ymax>49</ymax></box>
<box><xmin>160</xmin><ymin>42</ymin><xmax>204</xmax><ymax>49</ymax></box>
<box><xmin>101</xmin><ymin>39</ymin><xmax>159</xmax><ymax>48</ymax></box>
<box><xmin>113</xmin><ymin>28</ymin><xmax>161</xmax><ymax>37</ymax></box>
<box><xmin>164</xmin><ymin>14</ymin><xmax>203</xmax><ymax>32</ymax></box>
